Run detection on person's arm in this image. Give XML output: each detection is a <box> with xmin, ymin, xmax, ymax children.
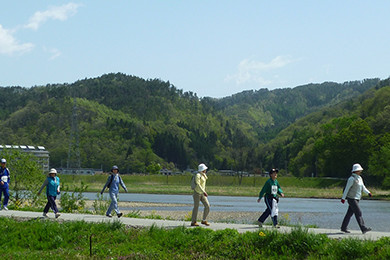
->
<box><xmin>57</xmin><ymin>177</ymin><xmax>61</xmax><ymax>194</ymax></box>
<box><xmin>119</xmin><ymin>176</ymin><xmax>128</xmax><ymax>192</ymax></box>
<box><xmin>362</xmin><ymin>183</ymin><xmax>371</xmax><ymax>197</ymax></box>
<box><xmin>38</xmin><ymin>178</ymin><xmax>49</xmax><ymax>195</ymax></box>
<box><xmin>277</xmin><ymin>181</ymin><xmax>284</xmax><ymax>196</ymax></box>
<box><xmin>341</xmin><ymin>177</ymin><xmax>354</xmax><ymax>202</ymax></box>
<box><xmin>101</xmin><ymin>176</ymin><xmax>111</xmax><ymax>194</ymax></box>
<box><xmin>257</xmin><ymin>181</ymin><xmax>269</xmax><ymax>202</ymax></box>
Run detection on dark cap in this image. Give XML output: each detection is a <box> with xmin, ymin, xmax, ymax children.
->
<box><xmin>269</xmin><ymin>168</ymin><xmax>279</xmax><ymax>174</ymax></box>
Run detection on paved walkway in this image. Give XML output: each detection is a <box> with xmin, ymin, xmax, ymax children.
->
<box><xmin>1</xmin><ymin>210</ymin><xmax>389</xmax><ymax>241</ymax></box>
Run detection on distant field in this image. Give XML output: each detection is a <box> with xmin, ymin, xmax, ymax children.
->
<box><xmin>59</xmin><ymin>174</ymin><xmax>390</xmax><ymax>200</ymax></box>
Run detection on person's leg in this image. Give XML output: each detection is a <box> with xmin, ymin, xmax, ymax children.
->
<box><xmin>112</xmin><ymin>193</ymin><xmax>120</xmax><ymax>215</ymax></box>
<box><xmin>106</xmin><ymin>192</ymin><xmax>116</xmax><ymax>215</ymax></box>
<box><xmin>48</xmin><ymin>196</ymin><xmax>59</xmax><ymax>213</ymax></box>
<box><xmin>43</xmin><ymin>196</ymin><xmax>51</xmax><ymax>213</ymax></box>
<box><xmin>271</xmin><ymin>199</ymin><xmax>278</xmax><ymax>226</ymax></box>
<box><xmin>348</xmin><ymin>199</ymin><xmax>369</xmax><ymax>232</ymax></box>
<box><xmin>3</xmin><ymin>187</ymin><xmax>9</xmax><ymax>208</ymax></box>
<box><xmin>0</xmin><ymin>189</ymin><xmax>3</xmax><ymax>208</ymax></box>
<box><xmin>200</xmin><ymin>194</ymin><xmax>210</xmax><ymax>221</ymax></box>
<box><xmin>258</xmin><ymin>197</ymin><xmax>272</xmax><ymax>223</ymax></box>
<box><xmin>191</xmin><ymin>193</ymin><xmax>201</xmax><ymax>224</ymax></box>
<box><xmin>341</xmin><ymin>200</ymin><xmax>355</xmax><ymax>231</ymax></box>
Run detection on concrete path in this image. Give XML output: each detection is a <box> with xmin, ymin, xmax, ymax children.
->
<box><xmin>1</xmin><ymin>210</ymin><xmax>389</xmax><ymax>241</ymax></box>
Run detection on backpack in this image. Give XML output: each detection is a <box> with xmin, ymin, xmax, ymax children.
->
<box><xmin>190</xmin><ymin>173</ymin><xmax>197</xmax><ymax>190</ymax></box>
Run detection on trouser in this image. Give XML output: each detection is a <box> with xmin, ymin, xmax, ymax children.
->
<box><xmin>0</xmin><ymin>186</ymin><xmax>9</xmax><ymax>207</ymax></box>
<box><xmin>107</xmin><ymin>192</ymin><xmax>120</xmax><ymax>215</ymax></box>
<box><xmin>341</xmin><ymin>198</ymin><xmax>368</xmax><ymax>232</ymax></box>
<box><xmin>44</xmin><ymin>195</ymin><xmax>59</xmax><ymax>214</ymax></box>
<box><xmin>191</xmin><ymin>192</ymin><xmax>210</xmax><ymax>223</ymax></box>
<box><xmin>258</xmin><ymin>196</ymin><xmax>278</xmax><ymax>226</ymax></box>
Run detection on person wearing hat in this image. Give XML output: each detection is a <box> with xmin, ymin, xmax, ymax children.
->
<box><xmin>190</xmin><ymin>163</ymin><xmax>211</xmax><ymax>226</ymax></box>
<box><xmin>0</xmin><ymin>158</ymin><xmax>11</xmax><ymax>210</ymax></box>
<box><xmin>101</xmin><ymin>165</ymin><xmax>128</xmax><ymax>218</ymax></box>
<box><xmin>341</xmin><ymin>163</ymin><xmax>372</xmax><ymax>234</ymax></box>
<box><xmin>38</xmin><ymin>168</ymin><xmax>61</xmax><ymax>218</ymax></box>
<box><xmin>257</xmin><ymin>168</ymin><xmax>284</xmax><ymax>228</ymax></box>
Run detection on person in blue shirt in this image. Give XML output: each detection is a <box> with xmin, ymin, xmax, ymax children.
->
<box><xmin>101</xmin><ymin>165</ymin><xmax>128</xmax><ymax>218</ymax></box>
<box><xmin>0</xmin><ymin>158</ymin><xmax>11</xmax><ymax>210</ymax></box>
<box><xmin>38</xmin><ymin>168</ymin><xmax>61</xmax><ymax>218</ymax></box>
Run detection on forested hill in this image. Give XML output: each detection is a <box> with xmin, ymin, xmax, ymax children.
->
<box><xmin>0</xmin><ymin>73</ymin><xmax>385</xmax><ymax>181</ymax></box>
<box><xmin>263</xmin><ymin>78</ymin><xmax>390</xmax><ymax>186</ymax></box>
<box><xmin>213</xmin><ymin>79</ymin><xmax>380</xmax><ymax>141</ymax></box>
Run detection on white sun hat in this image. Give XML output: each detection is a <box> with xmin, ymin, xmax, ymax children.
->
<box><xmin>198</xmin><ymin>163</ymin><xmax>208</xmax><ymax>172</ymax></box>
<box><xmin>351</xmin><ymin>163</ymin><xmax>363</xmax><ymax>173</ymax></box>
<box><xmin>49</xmin><ymin>168</ymin><xmax>57</xmax><ymax>174</ymax></box>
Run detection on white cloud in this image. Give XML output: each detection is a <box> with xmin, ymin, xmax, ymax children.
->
<box><xmin>0</xmin><ymin>24</ymin><xmax>34</xmax><ymax>55</ymax></box>
<box><xmin>25</xmin><ymin>3</ymin><xmax>81</xmax><ymax>30</ymax></box>
<box><xmin>44</xmin><ymin>47</ymin><xmax>62</xmax><ymax>60</ymax></box>
<box><xmin>225</xmin><ymin>56</ymin><xmax>294</xmax><ymax>85</ymax></box>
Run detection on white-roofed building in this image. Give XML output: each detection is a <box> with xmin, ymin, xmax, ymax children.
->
<box><xmin>0</xmin><ymin>145</ymin><xmax>50</xmax><ymax>172</ymax></box>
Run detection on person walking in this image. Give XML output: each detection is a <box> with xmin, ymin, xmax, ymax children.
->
<box><xmin>0</xmin><ymin>158</ymin><xmax>10</xmax><ymax>210</ymax></box>
<box><xmin>101</xmin><ymin>165</ymin><xmax>128</xmax><ymax>218</ymax></box>
<box><xmin>257</xmin><ymin>168</ymin><xmax>284</xmax><ymax>228</ymax></box>
<box><xmin>341</xmin><ymin>163</ymin><xmax>372</xmax><ymax>234</ymax></box>
<box><xmin>38</xmin><ymin>168</ymin><xmax>61</xmax><ymax>218</ymax></box>
<box><xmin>191</xmin><ymin>163</ymin><xmax>211</xmax><ymax>226</ymax></box>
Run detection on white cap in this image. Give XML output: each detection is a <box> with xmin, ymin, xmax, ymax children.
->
<box><xmin>49</xmin><ymin>168</ymin><xmax>57</xmax><ymax>174</ymax></box>
<box><xmin>198</xmin><ymin>163</ymin><xmax>208</xmax><ymax>172</ymax></box>
<box><xmin>352</xmin><ymin>163</ymin><xmax>363</xmax><ymax>173</ymax></box>
<box><xmin>1</xmin><ymin>158</ymin><xmax>6</xmax><ymax>163</ymax></box>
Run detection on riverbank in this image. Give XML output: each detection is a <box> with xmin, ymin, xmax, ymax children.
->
<box><xmin>60</xmin><ymin>174</ymin><xmax>390</xmax><ymax>200</ymax></box>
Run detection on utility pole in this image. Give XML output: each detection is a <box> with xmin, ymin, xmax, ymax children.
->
<box><xmin>67</xmin><ymin>97</ymin><xmax>81</xmax><ymax>169</ymax></box>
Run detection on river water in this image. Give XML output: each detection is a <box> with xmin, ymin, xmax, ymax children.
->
<box><xmin>82</xmin><ymin>192</ymin><xmax>390</xmax><ymax>232</ymax></box>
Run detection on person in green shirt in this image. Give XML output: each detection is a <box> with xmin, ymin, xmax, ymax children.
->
<box><xmin>257</xmin><ymin>168</ymin><xmax>284</xmax><ymax>227</ymax></box>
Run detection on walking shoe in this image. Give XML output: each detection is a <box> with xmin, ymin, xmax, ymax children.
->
<box><xmin>3</xmin><ymin>206</ymin><xmax>8</xmax><ymax>211</ymax></box>
<box><xmin>43</xmin><ymin>212</ymin><xmax>48</xmax><ymax>218</ymax></box>
<box><xmin>201</xmin><ymin>220</ymin><xmax>210</xmax><ymax>226</ymax></box>
<box><xmin>257</xmin><ymin>221</ymin><xmax>263</xmax><ymax>227</ymax></box>
<box><xmin>273</xmin><ymin>224</ymin><xmax>280</xmax><ymax>229</ymax></box>
<box><xmin>55</xmin><ymin>213</ymin><xmax>61</xmax><ymax>218</ymax></box>
<box><xmin>117</xmin><ymin>212</ymin><xmax>123</xmax><ymax>218</ymax></box>
<box><xmin>191</xmin><ymin>222</ymin><xmax>199</xmax><ymax>226</ymax></box>
<box><xmin>106</xmin><ymin>214</ymin><xmax>112</xmax><ymax>218</ymax></box>
<box><xmin>362</xmin><ymin>228</ymin><xmax>372</xmax><ymax>234</ymax></box>
<box><xmin>341</xmin><ymin>229</ymin><xmax>350</xmax><ymax>233</ymax></box>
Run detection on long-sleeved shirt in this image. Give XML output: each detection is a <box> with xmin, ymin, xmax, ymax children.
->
<box><xmin>194</xmin><ymin>172</ymin><xmax>207</xmax><ymax>194</ymax></box>
<box><xmin>342</xmin><ymin>173</ymin><xmax>370</xmax><ymax>200</ymax></box>
<box><xmin>101</xmin><ymin>174</ymin><xmax>128</xmax><ymax>194</ymax></box>
<box><xmin>0</xmin><ymin>167</ymin><xmax>10</xmax><ymax>188</ymax></box>
<box><xmin>258</xmin><ymin>178</ymin><xmax>283</xmax><ymax>199</ymax></box>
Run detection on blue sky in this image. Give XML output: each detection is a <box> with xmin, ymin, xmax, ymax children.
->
<box><xmin>1</xmin><ymin>1</ymin><xmax>389</xmax><ymax>98</ymax></box>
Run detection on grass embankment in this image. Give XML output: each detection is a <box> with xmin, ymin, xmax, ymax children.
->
<box><xmin>61</xmin><ymin>174</ymin><xmax>390</xmax><ymax>200</ymax></box>
<box><xmin>2</xmin><ymin>217</ymin><xmax>390</xmax><ymax>259</ymax></box>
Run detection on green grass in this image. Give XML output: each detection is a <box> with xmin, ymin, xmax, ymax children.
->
<box><xmin>60</xmin><ymin>174</ymin><xmax>390</xmax><ymax>200</ymax></box>
<box><xmin>1</xmin><ymin>217</ymin><xmax>390</xmax><ymax>259</ymax></box>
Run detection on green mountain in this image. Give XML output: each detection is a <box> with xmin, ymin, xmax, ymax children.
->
<box><xmin>263</xmin><ymin>78</ymin><xmax>390</xmax><ymax>186</ymax></box>
<box><xmin>0</xmin><ymin>73</ymin><xmax>387</xmax><ymax>185</ymax></box>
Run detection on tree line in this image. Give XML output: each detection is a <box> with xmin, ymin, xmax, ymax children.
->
<box><xmin>1</xmin><ymin>73</ymin><xmax>388</xmax><ymax>187</ymax></box>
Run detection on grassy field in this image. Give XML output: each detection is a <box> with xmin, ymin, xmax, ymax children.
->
<box><xmin>59</xmin><ymin>174</ymin><xmax>390</xmax><ymax>200</ymax></box>
<box><xmin>1</xmin><ymin>217</ymin><xmax>390</xmax><ymax>259</ymax></box>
